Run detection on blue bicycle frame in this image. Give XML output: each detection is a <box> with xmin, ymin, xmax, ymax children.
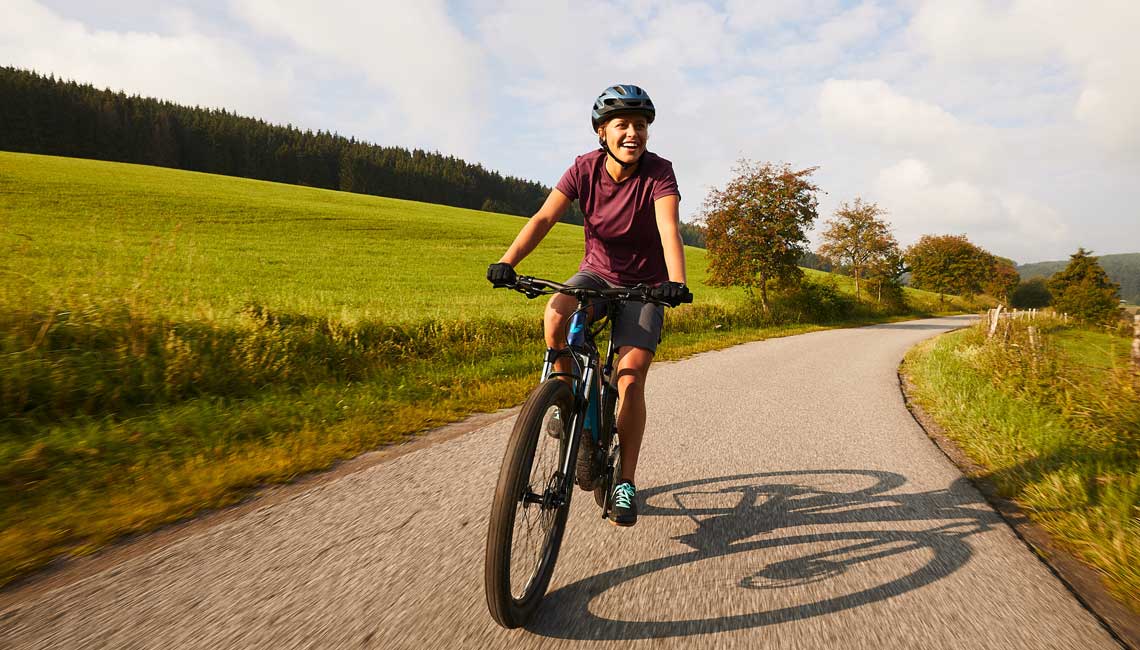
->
<box><xmin>539</xmin><ymin>305</ymin><xmax>618</xmax><ymax>502</ymax></box>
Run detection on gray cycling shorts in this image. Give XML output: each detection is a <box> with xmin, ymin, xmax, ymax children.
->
<box><xmin>564</xmin><ymin>270</ymin><xmax>664</xmax><ymax>354</ymax></box>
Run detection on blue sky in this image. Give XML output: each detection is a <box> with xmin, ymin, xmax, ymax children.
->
<box><xmin>3</xmin><ymin>0</ymin><xmax>1138</xmax><ymax>263</ymax></box>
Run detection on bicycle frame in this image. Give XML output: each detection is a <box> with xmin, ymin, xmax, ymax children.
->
<box><xmin>538</xmin><ymin>299</ymin><xmax>619</xmax><ymax>509</ymax></box>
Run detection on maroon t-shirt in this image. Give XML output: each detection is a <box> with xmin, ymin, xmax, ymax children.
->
<box><xmin>555</xmin><ymin>149</ymin><xmax>680</xmax><ymax>285</ymax></box>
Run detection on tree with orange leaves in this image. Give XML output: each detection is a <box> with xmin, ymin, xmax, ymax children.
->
<box><xmin>700</xmin><ymin>160</ymin><xmax>820</xmax><ymax>311</ymax></box>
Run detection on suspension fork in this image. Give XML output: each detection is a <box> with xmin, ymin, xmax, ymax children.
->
<box><xmin>557</xmin><ymin>348</ymin><xmax>599</xmax><ymax>499</ymax></box>
<box><xmin>545</xmin><ymin>301</ymin><xmax>602</xmax><ymax>505</ymax></box>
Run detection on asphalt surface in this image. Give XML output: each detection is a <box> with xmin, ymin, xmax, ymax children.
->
<box><xmin>0</xmin><ymin>315</ymin><xmax>1121</xmax><ymax>649</ymax></box>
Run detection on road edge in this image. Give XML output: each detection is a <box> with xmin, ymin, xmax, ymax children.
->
<box><xmin>897</xmin><ymin>352</ymin><xmax>1138</xmax><ymax>650</ymax></box>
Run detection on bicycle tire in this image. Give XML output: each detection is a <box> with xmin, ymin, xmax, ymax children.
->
<box><xmin>484</xmin><ymin>378</ymin><xmax>575</xmax><ymax>628</ymax></box>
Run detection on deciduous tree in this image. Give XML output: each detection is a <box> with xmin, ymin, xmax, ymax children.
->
<box><xmin>985</xmin><ymin>258</ymin><xmax>1020</xmax><ymax>304</ymax></box>
<box><xmin>701</xmin><ymin>160</ymin><xmax>820</xmax><ymax>311</ymax></box>
<box><xmin>905</xmin><ymin>234</ymin><xmax>993</xmax><ymax>304</ymax></box>
<box><xmin>817</xmin><ymin>198</ymin><xmax>897</xmax><ymax>300</ymax></box>
<box><xmin>864</xmin><ymin>246</ymin><xmax>907</xmax><ymax>305</ymax></box>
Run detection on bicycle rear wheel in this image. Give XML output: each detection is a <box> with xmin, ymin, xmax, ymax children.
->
<box><xmin>484</xmin><ymin>378</ymin><xmax>575</xmax><ymax>628</ymax></box>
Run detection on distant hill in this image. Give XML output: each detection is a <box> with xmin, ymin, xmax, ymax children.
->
<box><xmin>0</xmin><ymin>66</ymin><xmax>719</xmax><ymax>248</ymax></box>
<box><xmin>0</xmin><ymin>66</ymin><xmax>585</xmax><ymax>226</ymax></box>
<box><xmin>1018</xmin><ymin>252</ymin><xmax>1140</xmax><ymax>304</ymax></box>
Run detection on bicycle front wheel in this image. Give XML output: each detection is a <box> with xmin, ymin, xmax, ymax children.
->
<box><xmin>484</xmin><ymin>378</ymin><xmax>575</xmax><ymax>628</ymax></box>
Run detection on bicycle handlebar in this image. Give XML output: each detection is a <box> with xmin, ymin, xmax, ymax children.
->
<box><xmin>495</xmin><ymin>275</ymin><xmax>693</xmax><ymax>307</ymax></box>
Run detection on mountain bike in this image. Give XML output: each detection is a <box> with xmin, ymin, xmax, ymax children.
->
<box><xmin>483</xmin><ymin>275</ymin><xmax>690</xmax><ymax>628</ymax></box>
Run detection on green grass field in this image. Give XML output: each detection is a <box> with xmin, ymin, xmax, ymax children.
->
<box><xmin>0</xmin><ymin>151</ymin><xmax>976</xmax><ymax>586</ymax></box>
<box><xmin>903</xmin><ymin>318</ymin><xmax>1139</xmax><ymax>612</ymax></box>
<box><xmin>0</xmin><ymin>152</ymin><xmax>962</xmax><ymax>320</ymax></box>
<box><xmin>1</xmin><ymin>151</ymin><xmax>758</xmax><ymax>322</ymax></box>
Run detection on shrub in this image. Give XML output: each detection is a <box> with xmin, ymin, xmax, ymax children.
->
<box><xmin>772</xmin><ymin>278</ymin><xmax>856</xmax><ymax>323</ymax></box>
<box><xmin>1010</xmin><ymin>277</ymin><xmax>1052</xmax><ymax>308</ymax></box>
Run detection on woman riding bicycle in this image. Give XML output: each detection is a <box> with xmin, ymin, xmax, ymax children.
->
<box><xmin>487</xmin><ymin>84</ymin><xmax>691</xmax><ymax>527</ymax></box>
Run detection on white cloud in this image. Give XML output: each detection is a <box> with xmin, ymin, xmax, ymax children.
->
<box><xmin>874</xmin><ymin>158</ymin><xmax>1068</xmax><ymax>260</ymax></box>
<box><xmin>908</xmin><ymin>1</ymin><xmax>1055</xmax><ymax>64</ymax></box>
<box><xmin>819</xmin><ymin>79</ymin><xmax>964</xmax><ymax>147</ymax></box>
<box><xmin>725</xmin><ymin>0</ymin><xmax>841</xmax><ymax>31</ymax></box>
<box><xmin>621</xmin><ymin>2</ymin><xmax>733</xmax><ymax>69</ymax></box>
<box><xmin>909</xmin><ymin>0</ymin><xmax>1140</xmax><ymax>154</ymax></box>
<box><xmin>231</xmin><ymin>0</ymin><xmax>487</xmax><ymax>157</ymax></box>
<box><xmin>741</xmin><ymin>2</ymin><xmax>888</xmax><ymax>71</ymax></box>
<box><xmin>0</xmin><ymin>0</ymin><xmax>295</xmax><ymax>120</ymax></box>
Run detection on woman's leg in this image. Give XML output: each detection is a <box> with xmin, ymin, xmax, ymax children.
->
<box><xmin>544</xmin><ymin>292</ymin><xmax>578</xmax><ymax>378</ymax></box>
<box><xmin>614</xmin><ymin>345</ymin><xmax>653</xmax><ymax>482</ymax></box>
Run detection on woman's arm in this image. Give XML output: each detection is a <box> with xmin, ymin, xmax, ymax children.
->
<box><xmin>654</xmin><ymin>194</ymin><xmax>687</xmax><ymax>284</ymax></box>
<box><xmin>498</xmin><ymin>189</ymin><xmax>573</xmax><ymax>266</ymax></box>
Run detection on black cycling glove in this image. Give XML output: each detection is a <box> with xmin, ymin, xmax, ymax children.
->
<box><xmin>652</xmin><ymin>281</ymin><xmax>692</xmax><ymax>306</ymax></box>
<box><xmin>487</xmin><ymin>262</ymin><xmax>517</xmax><ymax>287</ymax></box>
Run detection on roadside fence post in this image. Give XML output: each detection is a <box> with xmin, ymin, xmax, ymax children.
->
<box><xmin>1132</xmin><ymin>314</ymin><xmax>1139</xmax><ymax>370</ymax></box>
<box><xmin>989</xmin><ymin>305</ymin><xmax>1003</xmax><ymax>339</ymax></box>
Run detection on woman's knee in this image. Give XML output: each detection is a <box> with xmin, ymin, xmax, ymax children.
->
<box><xmin>616</xmin><ymin>346</ymin><xmax>652</xmax><ymax>391</ymax></box>
<box><xmin>543</xmin><ymin>293</ymin><xmax>577</xmax><ymax>345</ymax></box>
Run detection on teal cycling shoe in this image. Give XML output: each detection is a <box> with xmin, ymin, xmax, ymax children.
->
<box><xmin>610</xmin><ymin>480</ymin><xmax>637</xmax><ymax>527</ymax></box>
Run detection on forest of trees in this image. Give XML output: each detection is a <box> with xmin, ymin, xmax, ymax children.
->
<box><xmin>0</xmin><ymin>67</ymin><xmax>588</xmax><ymax>225</ymax></box>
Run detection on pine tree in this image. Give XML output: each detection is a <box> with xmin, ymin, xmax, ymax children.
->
<box><xmin>0</xmin><ymin>66</ymin><xmax>560</xmax><ymax>220</ymax></box>
<box><xmin>1047</xmin><ymin>248</ymin><xmax>1120</xmax><ymax>324</ymax></box>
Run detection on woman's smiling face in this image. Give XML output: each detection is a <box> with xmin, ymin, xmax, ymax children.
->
<box><xmin>598</xmin><ymin>114</ymin><xmax>650</xmax><ymax>165</ymax></box>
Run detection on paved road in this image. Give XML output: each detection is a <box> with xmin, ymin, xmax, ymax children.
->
<box><xmin>0</xmin><ymin>316</ymin><xmax>1121</xmax><ymax>649</ymax></box>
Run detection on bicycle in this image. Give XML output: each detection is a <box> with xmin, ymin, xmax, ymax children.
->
<box><xmin>483</xmin><ymin>275</ymin><xmax>691</xmax><ymax>628</ymax></box>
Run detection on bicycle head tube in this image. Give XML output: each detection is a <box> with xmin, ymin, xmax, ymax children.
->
<box><xmin>566</xmin><ymin>309</ymin><xmax>589</xmax><ymax>349</ymax></box>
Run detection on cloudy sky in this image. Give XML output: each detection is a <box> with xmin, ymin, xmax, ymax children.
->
<box><xmin>3</xmin><ymin>0</ymin><xmax>1138</xmax><ymax>263</ymax></box>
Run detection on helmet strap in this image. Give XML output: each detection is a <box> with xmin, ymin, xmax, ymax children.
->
<box><xmin>599</xmin><ymin>136</ymin><xmax>636</xmax><ymax>170</ymax></box>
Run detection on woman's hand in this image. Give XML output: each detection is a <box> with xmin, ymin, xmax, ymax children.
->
<box><xmin>487</xmin><ymin>262</ymin><xmax>517</xmax><ymax>287</ymax></box>
<box><xmin>651</xmin><ymin>280</ymin><xmax>692</xmax><ymax>306</ymax></box>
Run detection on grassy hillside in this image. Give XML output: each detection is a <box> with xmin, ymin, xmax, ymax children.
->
<box><xmin>1019</xmin><ymin>253</ymin><xmax>1140</xmax><ymax>304</ymax></box>
<box><xmin>0</xmin><ymin>151</ymin><xmax>974</xmax><ymax>585</ymax></box>
<box><xmin>2</xmin><ymin>152</ymin><xmax>801</xmax><ymax>321</ymax></box>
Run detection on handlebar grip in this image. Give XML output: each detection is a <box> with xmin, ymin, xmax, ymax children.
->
<box><xmin>681</xmin><ymin>292</ymin><xmax>694</xmax><ymax>304</ymax></box>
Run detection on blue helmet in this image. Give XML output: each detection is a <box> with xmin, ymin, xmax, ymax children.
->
<box><xmin>591</xmin><ymin>84</ymin><xmax>656</xmax><ymax>131</ymax></box>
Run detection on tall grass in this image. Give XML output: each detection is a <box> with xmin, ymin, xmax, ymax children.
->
<box><xmin>904</xmin><ymin>316</ymin><xmax>1139</xmax><ymax>611</ymax></box>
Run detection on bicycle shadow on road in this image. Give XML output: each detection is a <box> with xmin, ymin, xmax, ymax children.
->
<box><xmin>527</xmin><ymin>469</ymin><xmax>1001</xmax><ymax>641</ymax></box>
